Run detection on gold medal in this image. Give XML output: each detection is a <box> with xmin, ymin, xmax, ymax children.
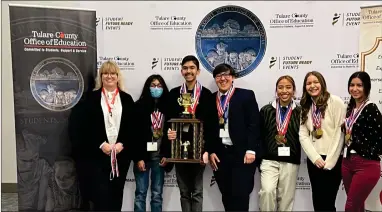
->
<box><xmin>153</xmin><ymin>129</ymin><xmax>162</xmax><ymax>139</ymax></box>
<box><xmin>313</xmin><ymin>129</ymin><xmax>322</xmax><ymax>139</ymax></box>
<box><xmin>219</xmin><ymin>117</ymin><xmax>224</xmax><ymax>125</ymax></box>
<box><xmin>275</xmin><ymin>134</ymin><xmax>285</xmax><ymax>143</ymax></box>
<box><xmin>345</xmin><ymin>133</ymin><xmax>351</xmax><ymax>142</ymax></box>
<box><xmin>316</xmin><ymin>128</ymin><xmax>323</xmax><ymax>136</ymax></box>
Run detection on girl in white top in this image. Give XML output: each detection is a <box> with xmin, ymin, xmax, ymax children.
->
<box><xmin>299</xmin><ymin>71</ymin><xmax>346</xmax><ymax>212</ymax></box>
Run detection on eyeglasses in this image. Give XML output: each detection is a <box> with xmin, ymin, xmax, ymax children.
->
<box><xmin>215</xmin><ymin>72</ymin><xmax>232</xmax><ymax>80</ymax></box>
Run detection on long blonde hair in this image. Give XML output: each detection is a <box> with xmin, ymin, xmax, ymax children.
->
<box><xmin>94</xmin><ymin>60</ymin><xmax>125</xmax><ymax>91</ymax></box>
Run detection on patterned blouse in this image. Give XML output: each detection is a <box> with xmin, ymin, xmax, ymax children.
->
<box><xmin>347</xmin><ymin>103</ymin><xmax>382</xmax><ymax>161</ymax></box>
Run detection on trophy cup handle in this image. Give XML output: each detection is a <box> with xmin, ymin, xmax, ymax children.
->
<box><xmin>177</xmin><ymin>97</ymin><xmax>182</xmax><ymax>105</ymax></box>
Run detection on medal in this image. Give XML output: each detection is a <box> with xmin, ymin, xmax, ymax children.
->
<box><xmin>216</xmin><ymin>85</ymin><xmax>235</xmax><ymax>125</ymax></box>
<box><xmin>275</xmin><ymin>100</ymin><xmax>293</xmax><ymax>145</ymax></box>
<box><xmin>275</xmin><ymin>134</ymin><xmax>286</xmax><ymax>144</ymax></box>
<box><xmin>311</xmin><ymin>102</ymin><xmax>323</xmax><ymax>139</ymax></box>
<box><xmin>344</xmin><ymin>99</ymin><xmax>370</xmax><ymax>146</ymax></box>
<box><xmin>219</xmin><ymin>117</ymin><xmax>224</xmax><ymax>125</ymax></box>
<box><xmin>151</xmin><ymin>110</ymin><xmax>163</xmax><ymax>139</ymax></box>
<box><xmin>345</xmin><ymin>133</ymin><xmax>351</xmax><ymax>143</ymax></box>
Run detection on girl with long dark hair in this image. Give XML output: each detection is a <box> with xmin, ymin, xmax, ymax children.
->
<box><xmin>342</xmin><ymin>71</ymin><xmax>381</xmax><ymax>212</ymax></box>
<box><xmin>133</xmin><ymin>74</ymin><xmax>170</xmax><ymax>212</ymax></box>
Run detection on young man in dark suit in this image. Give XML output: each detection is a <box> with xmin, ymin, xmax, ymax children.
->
<box><xmin>207</xmin><ymin>63</ymin><xmax>262</xmax><ymax>211</ymax></box>
<box><xmin>165</xmin><ymin>55</ymin><xmax>214</xmax><ymax>212</ymax></box>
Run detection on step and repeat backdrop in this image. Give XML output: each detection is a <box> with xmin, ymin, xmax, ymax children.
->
<box><xmin>82</xmin><ymin>1</ymin><xmax>382</xmax><ymax>211</ymax></box>
<box><xmin>8</xmin><ymin>1</ymin><xmax>381</xmax><ymax>211</ymax></box>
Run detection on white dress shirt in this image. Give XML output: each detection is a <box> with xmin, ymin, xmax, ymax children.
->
<box><xmin>100</xmin><ymin>89</ymin><xmax>122</xmax><ymax>146</ymax></box>
<box><xmin>218</xmin><ymin>91</ymin><xmax>256</xmax><ymax>155</ymax></box>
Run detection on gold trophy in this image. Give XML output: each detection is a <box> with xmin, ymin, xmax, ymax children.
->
<box><xmin>177</xmin><ymin>93</ymin><xmax>194</xmax><ymax>115</ymax></box>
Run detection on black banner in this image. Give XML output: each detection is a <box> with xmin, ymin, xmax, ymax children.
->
<box><xmin>9</xmin><ymin>5</ymin><xmax>96</xmax><ymax>211</ymax></box>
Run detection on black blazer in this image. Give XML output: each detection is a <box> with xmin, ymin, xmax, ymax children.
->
<box><xmin>82</xmin><ymin>89</ymin><xmax>136</xmax><ymax>171</ymax></box>
<box><xmin>209</xmin><ymin>88</ymin><xmax>263</xmax><ymax>159</ymax></box>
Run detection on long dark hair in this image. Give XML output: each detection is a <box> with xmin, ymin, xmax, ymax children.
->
<box><xmin>346</xmin><ymin>71</ymin><xmax>371</xmax><ymax>116</ymax></box>
<box><xmin>137</xmin><ymin>74</ymin><xmax>169</xmax><ymax>112</ymax></box>
<box><xmin>300</xmin><ymin>71</ymin><xmax>330</xmax><ymax>125</ymax></box>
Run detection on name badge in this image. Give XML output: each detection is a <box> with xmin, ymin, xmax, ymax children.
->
<box><xmin>147</xmin><ymin>142</ymin><xmax>158</xmax><ymax>151</ymax></box>
<box><xmin>343</xmin><ymin>146</ymin><xmax>347</xmax><ymax>158</ymax></box>
<box><xmin>107</xmin><ymin>126</ymin><xmax>118</xmax><ymax>137</ymax></box>
<box><xmin>182</xmin><ymin>123</ymin><xmax>190</xmax><ymax>132</ymax></box>
<box><xmin>278</xmin><ymin>147</ymin><xmax>290</xmax><ymax>156</ymax></box>
<box><xmin>219</xmin><ymin>129</ymin><xmax>229</xmax><ymax>138</ymax></box>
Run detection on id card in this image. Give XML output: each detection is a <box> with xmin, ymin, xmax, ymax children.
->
<box><xmin>182</xmin><ymin>124</ymin><xmax>190</xmax><ymax>132</ymax></box>
<box><xmin>106</xmin><ymin>126</ymin><xmax>118</xmax><ymax>137</ymax></box>
<box><xmin>147</xmin><ymin>142</ymin><xmax>158</xmax><ymax>151</ymax></box>
<box><xmin>278</xmin><ymin>147</ymin><xmax>290</xmax><ymax>156</ymax></box>
<box><xmin>219</xmin><ymin>129</ymin><xmax>229</xmax><ymax>138</ymax></box>
<box><xmin>343</xmin><ymin>146</ymin><xmax>347</xmax><ymax>158</ymax></box>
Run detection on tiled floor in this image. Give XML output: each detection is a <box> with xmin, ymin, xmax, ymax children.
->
<box><xmin>1</xmin><ymin>193</ymin><xmax>18</xmax><ymax>211</ymax></box>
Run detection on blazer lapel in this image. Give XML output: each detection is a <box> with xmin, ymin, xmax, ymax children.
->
<box><xmin>117</xmin><ymin>92</ymin><xmax>125</xmax><ymax>141</ymax></box>
<box><xmin>228</xmin><ymin>89</ymin><xmax>238</xmax><ymax>121</ymax></box>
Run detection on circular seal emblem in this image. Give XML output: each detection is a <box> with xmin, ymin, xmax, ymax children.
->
<box><xmin>30</xmin><ymin>57</ymin><xmax>84</xmax><ymax>111</ymax></box>
<box><xmin>195</xmin><ymin>5</ymin><xmax>267</xmax><ymax>78</ymax></box>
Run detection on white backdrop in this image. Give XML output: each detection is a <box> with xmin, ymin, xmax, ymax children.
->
<box><xmin>80</xmin><ymin>1</ymin><xmax>381</xmax><ymax>211</ymax></box>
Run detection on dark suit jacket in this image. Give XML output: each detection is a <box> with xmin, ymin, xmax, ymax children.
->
<box><xmin>208</xmin><ymin>88</ymin><xmax>263</xmax><ymax>159</ymax></box>
<box><xmin>81</xmin><ymin>89</ymin><xmax>136</xmax><ymax>173</ymax></box>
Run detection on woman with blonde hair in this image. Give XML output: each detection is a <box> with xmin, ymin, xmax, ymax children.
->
<box><xmin>81</xmin><ymin>60</ymin><xmax>136</xmax><ymax>211</ymax></box>
<box><xmin>299</xmin><ymin>71</ymin><xmax>346</xmax><ymax>211</ymax></box>
<box><xmin>259</xmin><ymin>75</ymin><xmax>301</xmax><ymax>211</ymax></box>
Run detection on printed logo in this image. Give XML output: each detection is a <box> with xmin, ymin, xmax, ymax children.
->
<box><xmin>150</xmin><ymin>16</ymin><xmax>192</xmax><ymax>31</ymax></box>
<box><xmin>195</xmin><ymin>5</ymin><xmax>267</xmax><ymax>78</ymax></box>
<box><xmin>24</xmin><ymin>30</ymin><xmax>87</xmax><ymax>53</ymax></box>
<box><xmin>151</xmin><ymin>57</ymin><xmax>183</xmax><ymax>71</ymax></box>
<box><xmin>210</xmin><ymin>175</ymin><xmax>216</xmax><ymax>187</ymax></box>
<box><xmin>332</xmin><ymin>12</ymin><xmax>360</xmax><ymax>27</ymax></box>
<box><xmin>268</xmin><ymin>56</ymin><xmax>312</xmax><ymax>70</ymax></box>
<box><xmin>330</xmin><ymin>53</ymin><xmax>359</xmax><ymax>69</ymax></box>
<box><xmin>96</xmin><ymin>17</ymin><xmax>133</xmax><ymax>31</ymax></box>
<box><xmin>98</xmin><ymin>56</ymin><xmax>135</xmax><ymax>71</ymax></box>
<box><xmin>296</xmin><ymin>176</ymin><xmax>310</xmax><ymax>190</ymax></box>
<box><xmin>340</xmin><ymin>96</ymin><xmax>350</xmax><ymax>104</ymax></box>
<box><xmin>164</xmin><ymin>173</ymin><xmax>178</xmax><ymax>188</ymax></box>
<box><xmin>30</xmin><ymin>57</ymin><xmax>84</xmax><ymax>111</ymax></box>
<box><xmin>269</xmin><ymin>13</ymin><xmax>314</xmax><ymax>28</ymax></box>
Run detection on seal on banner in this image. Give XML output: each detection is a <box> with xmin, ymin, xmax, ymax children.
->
<box><xmin>195</xmin><ymin>5</ymin><xmax>267</xmax><ymax>78</ymax></box>
<box><xmin>30</xmin><ymin>57</ymin><xmax>84</xmax><ymax>111</ymax></box>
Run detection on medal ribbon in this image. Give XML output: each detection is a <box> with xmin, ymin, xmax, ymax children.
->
<box><xmin>216</xmin><ymin>86</ymin><xmax>236</xmax><ymax>119</ymax></box>
<box><xmin>110</xmin><ymin>144</ymin><xmax>119</xmax><ymax>180</ymax></box>
<box><xmin>276</xmin><ymin>100</ymin><xmax>293</xmax><ymax>136</ymax></box>
<box><xmin>180</xmin><ymin>81</ymin><xmax>202</xmax><ymax>114</ymax></box>
<box><xmin>311</xmin><ymin>102</ymin><xmax>322</xmax><ymax>129</ymax></box>
<box><xmin>102</xmin><ymin>88</ymin><xmax>119</xmax><ymax>116</ymax></box>
<box><xmin>345</xmin><ymin>99</ymin><xmax>369</xmax><ymax>135</ymax></box>
<box><xmin>150</xmin><ymin>110</ymin><xmax>163</xmax><ymax>130</ymax></box>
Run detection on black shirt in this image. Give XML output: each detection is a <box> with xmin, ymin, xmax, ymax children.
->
<box><xmin>347</xmin><ymin>103</ymin><xmax>382</xmax><ymax>161</ymax></box>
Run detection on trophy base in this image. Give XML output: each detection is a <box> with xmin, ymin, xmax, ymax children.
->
<box><xmin>180</xmin><ymin>113</ymin><xmax>193</xmax><ymax>119</ymax></box>
<box><xmin>166</xmin><ymin>158</ymin><xmax>201</xmax><ymax>163</ymax></box>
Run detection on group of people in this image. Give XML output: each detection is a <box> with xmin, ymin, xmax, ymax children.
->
<box><xmin>71</xmin><ymin>55</ymin><xmax>381</xmax><ymax>212</ymax></box>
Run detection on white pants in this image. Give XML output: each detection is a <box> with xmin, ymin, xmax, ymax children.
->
<box><xmin>258</xmin><ymin>159</ymin><xmax>299</xmax><ymax>211</ymax></box>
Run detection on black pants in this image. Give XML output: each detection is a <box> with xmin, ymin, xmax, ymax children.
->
<box><xmin>307</xmin><ymin>155</ymin><xmax>342</xmax><ymax>211</ymax></box>
<box><xmin>175</xmin><ymin>163</ymin><xmax>205</xmax><ymax>212</ymax></box>
<box><xmin>90</xmin><ymin>160</ymin><xmax>130</xmax><ymax>211</ymax></box>
<box><xmin>213</xmin><ymin>146</ymin><xmax>256</xmax><ymax>212</ymax></box>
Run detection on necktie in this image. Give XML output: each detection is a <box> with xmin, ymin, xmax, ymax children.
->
<box><xmin>220</xmin><ymin>94</ymin><xmax>227</xmax><ymax>108</ymax></box>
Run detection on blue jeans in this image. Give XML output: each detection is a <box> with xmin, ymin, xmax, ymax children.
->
<box><xmin>133</xmin><ymin>159</ymin><xmax>165</xmax><ymax>212</ymax></box>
